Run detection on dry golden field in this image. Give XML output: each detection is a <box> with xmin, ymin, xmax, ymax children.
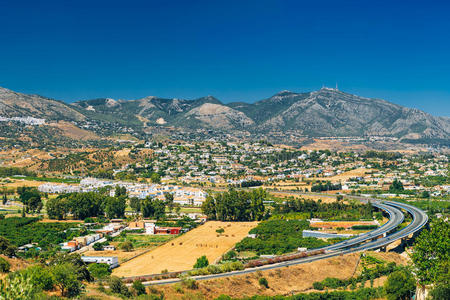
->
<box><xmin>325</xmin><ymin>168</ymin><xmax>372</xmax><ymax>183</ymax></box>
<box><xmin>113</xmin><ymin>221</ymin><xmax>257</xmax><ymax>277</ymax></box>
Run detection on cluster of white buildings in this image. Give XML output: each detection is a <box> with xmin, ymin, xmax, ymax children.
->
<box><xmin>0</xmin><ymin>116</ymin><xmax>45</xmax><ymax>125</ymax></box>
<box><xmin>38</xmin><ymin>178</ymin><xmax>208</xmax><ymax>206</ymax></box>
<box><xmin>60</xmin><ymin>233</ymin><xmax>103</xmax><ymax>252</ymax></box>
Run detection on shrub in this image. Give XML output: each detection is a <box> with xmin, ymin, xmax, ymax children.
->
<box><xmin>222</xmin><ymin>250</ymin><xmax>237</xmax><ymax>261</ymax></box>
<box><xmin>216</xmin><ymin>228</ymin><xmax>225</xmax><ymax>234</ymax></box>
<box><xmin>194</xmin><ymin>255</ymin><xmax>209</xmax><ymax>268</ymax></box>
<box><xmin>322</xmin><ymin>277</ymin><xmax>345</xmax><ymax>289</ymax></box>
<box><xmin>22</xmin><ymin>265</ymin><xmax>54</xmax><ymax>291</ymax></box>
<box><xmin>181</xmin><ymin>277</ymin><xmax>198</xmax><ymax>289</ymax></box>
<box><xmin>384</xmin><ymin>269</ymin><xmax>416</xmax><ymax>300</ymax></box>
<box><xmin>313</xmin><ymin>281</ymin><xmax>324</xmax><ymax>290</ymax></box>
<box><xmin>258</xmin><ymin>277</ymin><xmax>269</xmax><ymax>288</ymax></box>
<box><xmin>0</xmin><ymin>257</ymin><xmax>10</xmax><ymax>273</ymax></box>
<box><xmin>87</xmin><ymin>263</ymin><xmax>111</xmax><ymax>279</ymax></box>
<box><xmin>132</xmin><ymin>280</ymin><xmax>146</xmax><ymax>296</ymax></box>
<box><xmin>109</xmin><ymin>276</ymin><xmax>131</xmax><ymax>296</ymax></box>
<box><xmin>119</xmin><ymin>241</ymin><xmax>134</xmax><ymax>252</ymax></box>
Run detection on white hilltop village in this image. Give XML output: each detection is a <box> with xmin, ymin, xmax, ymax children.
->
<box><xmin>38</xmin><ymin>177</ymin><xmax>208</xmax><ymax>206</ymax></box>
<box><xmin>0</xmin><ymin>116</ymin><xmax>46</xmax><ymax>125</ymax></box>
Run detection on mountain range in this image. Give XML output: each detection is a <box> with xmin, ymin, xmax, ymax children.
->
<box><xmin>1</xmin><ymin>86</ymin><xmax>449</xmax><ymax>145</ymax></box>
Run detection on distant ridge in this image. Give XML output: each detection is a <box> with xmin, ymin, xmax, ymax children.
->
<box><xmin>0</xmin><ymin>86</ymin><xmax>449</xmax><ymax>144</ymax></box>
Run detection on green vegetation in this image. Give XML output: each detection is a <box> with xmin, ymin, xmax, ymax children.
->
<box><xmin>311</xmin><ymin>181</ymin><xmax>342</xmax><ymax>192</ymax></box>
<box><xmin>0</xmin><ymin>217</ymin><xmax>78</xmax><ymax>249</ymax></box>
<box><xmin>274</xmin><ymin>197</ymin><xmax>374</xmax><ymax>221</ymax></box>
<box><xmin>389</xmin><ymin>179</ymin><xmax>404</xmax><ymax>193</ymax></box>
<box><xmin>87</xmin><ymin>263</ymin><xmax>111</xmax><ymax>279</ymax></box>
<box><xmin>119</xmin><ymin>241</ymin><xmax>134</xmax><ymax>252</ymax></box>
<box><xmin>112</xmin><ymin>232</ymin><xmax>174</xmax><ymax>249</ymax></box>
<box><xmin>188</xmin><ymin>261</ymin><xmax>245</xmax><ymax>276</ymax></box>
<box><xmin>235</xmin><ymin>220</ymin><xmax>328</xmax><ymax>255</ymax></box>
<box><xmin>0</xmin><ymin>253</ymin><xmax>91</xmax><ymax>298</ymax></box>
<box><xmin>17</xmin><ymin>187</ymin><xmax>43</xmax><ymax>214</ymax></box>
<box><xmin>132</xmin><ymin>279</ymin><xmax>147</xmax><ymax>296</ymax></box>
<box><xmin>411</xmin><ymin>218</ymin><xmax>449</xmax><ymax>297</ymax></box>
<box><xmin>215</xmin><ymin>287</ymin><xmax>384</xmax><ymax>299</ymax></box>
<box><xmin>384</xmin><ymin>269</ymin><xmax>416</xmax><ymax>300</ymax></box>
<box><xmin>194</xmin><ymin>255</ymin><xmax>209</xmax><ymax>268</ymax></box>
<box><xmin>0</xmin><ymin>167</ymin><xmax>36</xmax><ymax>177</ymax></box>
<box><xmin>0</xmin><ymin>257</ymin><xmax>10</xmax><ymax>273</ymax></box>
<box><xmin>312</xmin><ymin>255</ymin><xmax>401</xmax><ymax>291</ymax></box>
<box><xmin>258</xmin><ymin>277</ymin><xmax>269</xmax><ymax>288</ymax></box>
<box><xmin>202</xmin><ymin>189</ymin><xmax>266</xmax><ymax>221</ymax></box>
<box><xmin>397</xmin><ymin>199</ymin><xmax>450</xmax><ymax>215</ymax></box>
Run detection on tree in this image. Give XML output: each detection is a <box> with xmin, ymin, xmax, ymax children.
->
<box><xmin>389</xmin><ymin>179</ymin><xmax>404</xmax><ymax>192</ymax></box>
<box><xmin>150</xmin><ymin>172</ymin><xmax>161</xmax><ymax>184</ymax></box>
<box><xmin>105</xmin><ymin>196</ymin><xmax>126</xmax><ymax>219</ymax></box>
<box><xmin>420</xmin><ymin>191</ymin><xmax>430</xmax><ymax>198</ymax></box>
<box><xmin>87</xmin><ymin>263</ymin><xmax>111</xmax><ymax>279</ymax></box>
<box><xmin>119</xmin><ymin>241</ymin><xmax>134</xmax><ymax>252</ymax></box>
<box><xmin>129</xmin><ymin>197</ymin><xmax>141</xmax><ymax>213</ymax></box>
<box><xmin>141</xmin><ymin>197</ymin><xmax>166</xmax><ymax>219</ymax></box>
<box><xmin>0</xmin><ymin>237</ymin><xmax>16</xmax><ymax>257</ymax></box>
<box><xmin>132</xmin><ymin>279</ymin><xmax>147</xmax><ymax>296</ymax></box>
<box><xmin>48</xmin><ymin>253</ymin><xmax>93</xmax><ymax>282</ymax></box>
<box><xmin>62</xmin><ymin>192</ymin><xmax>105</xmax><ymax>220</ymax></box>
<box><xmin>411</xmin><ymin>219</ymin><xmax>449</xmax><ymax>287</ymax></box>
<box><xmin>22</xmin><ymin>265</ymin><xmax>54</xmax><ymax>291</ymax></box>
<box><xmin>109</xmin><ymin>276</ymin><xmax>131</xmax><ymax>296</ymax></box>
<box><xmin>46</xmin><ymin>197</ymin><xmax>69</xmax><ymax>220</ymax></box>
<box><xmin>51</xmin><ymin>263</ymin><xmax>83</xmax><ymax>297</ymax></box>
<box><xmin>384</xmin><ymin>268</ymin><xmax>416</xmax><ymax>300</ymax></box>
<box><xmin>194</xmin><ymin>255</ymin><xmax>209</xmax><ymax>268</ymax></box>
<box><xmin>201</xmin><ymin>189</ymin><xmax>267</xmax><ymax>221</ymax></box>
<box><xmin>0</xmin><ymin>257</ymin><xmax>10</xmax><ymax>273</ymax></box>
<box><xmin>17</xmin><ymin>187</ymin><xmax>42</xmax><ymax>214</ymax></box>
<box><xmin>164</xmin><ymin>193</ymin><xmax>175</xmax><ymax>212</ymax></box>
<box><xmin>114</xmin><ymin>185</ymin><xmax>127</xmax><ymax>197</ymax></box>
<box><xmin>93</xmin><ymin>243</ymin><xmax>104</xmax><ymax>251</ymax></box>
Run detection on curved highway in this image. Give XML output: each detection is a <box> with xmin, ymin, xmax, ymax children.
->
<box><xmin>142</xmin><ymin>200</ymin><xmax>427</xmax><ymax>286</ymax></box>
<box><xmin>323</xmin><ymin>202</ymin><xmax>404</xmax><ymax>251</ymax></box>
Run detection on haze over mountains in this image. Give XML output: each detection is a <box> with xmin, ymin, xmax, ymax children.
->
<box><xmin>0</xmin><ymin>86</ymin><xmax>449</xmax><ymax>144</ymax></box>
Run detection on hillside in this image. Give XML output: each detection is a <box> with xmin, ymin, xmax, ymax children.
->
<box><xmin>1</xmin><ymin>86</ymin><xmax>449</xmax><ymax>146</ymax></box>
<box><xmin>0</xmin><ymin>87</ymin><xmax>85</xmax><ymax>122</ymax></box>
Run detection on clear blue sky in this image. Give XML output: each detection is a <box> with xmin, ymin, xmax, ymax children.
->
<box><xmin>1</xmin><ymin>0</ymin><xmax>449</xmax><ymax>116</ymax></box>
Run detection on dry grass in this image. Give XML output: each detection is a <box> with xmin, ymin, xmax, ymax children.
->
<box><xmin>49</xmin><ymin>121</ymin><xmax>99</xmax><ymax>140</ymax></box>
<box><xmin>113</xmin><ymin>221</ymin><xmax>258</xmax><ymax>277</ymax></box>
<box><xmin>0</xmin><ymin>179</ymin><xmax>42</xmax><ymax>188</ymax></box>
<box><xmin>326</xmin><ymin>168</ymin><xmax>372</xmax><ymax>183</ymax></box>
<box><xmin>148</xmin><ymin>251</ymin><xmax>407</xmax><ymax>299</ymax></box>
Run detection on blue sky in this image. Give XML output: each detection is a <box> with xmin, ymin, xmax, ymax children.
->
<box><xmin>0</xmin><ymin>0</ymin><xmax>449</xmax><ymax>116</ymax></box>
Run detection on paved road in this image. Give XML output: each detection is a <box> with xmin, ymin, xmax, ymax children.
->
<box><xmin>323</xmin><ymin>202</ymin><xmax>404</xmax><ymax>251</ymax></box>
<box><xmin>141</xmin><ymin>200</ymin><xmax>427</xmax><ymax>286</ymax></box>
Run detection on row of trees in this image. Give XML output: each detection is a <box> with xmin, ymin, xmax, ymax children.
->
<box><xmin>311</xmin><ymin>181</ymin><xmax>342</xmax><ymax>192</ymax></box>
<box><xmin>17</xmin><ymin>187</ymin><xmax>43</xmax><ymax>214</ymax></box>
<box><xmin>46</xmin><ymin>190</ymin><xmax>126</xmax><ymax>220</ymax></box>
<box><xmin>202</xmin><ymin>189</ymin><xmax>266</xmax><ymax>221</ymax></box>
<box><xmin>275</xmin><ymin>198</ymin><xmax>374</xmax><ymax>220</ymax></box>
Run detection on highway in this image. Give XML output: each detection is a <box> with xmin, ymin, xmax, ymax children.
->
<box><xmin>141</xmin><ymin>200</ymin><xmax>428</xmax><ymax>286</ymax></box>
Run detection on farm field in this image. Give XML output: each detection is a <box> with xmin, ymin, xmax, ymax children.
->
<box><xmin>113</xmin><ymin>221</ymin><xmax>258</xmax><ymax>277</ymax></box>
<box><xmin>270</xmin><ymin>192</ymin><xmax>340</xmax><ymax>204</ymax></box>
